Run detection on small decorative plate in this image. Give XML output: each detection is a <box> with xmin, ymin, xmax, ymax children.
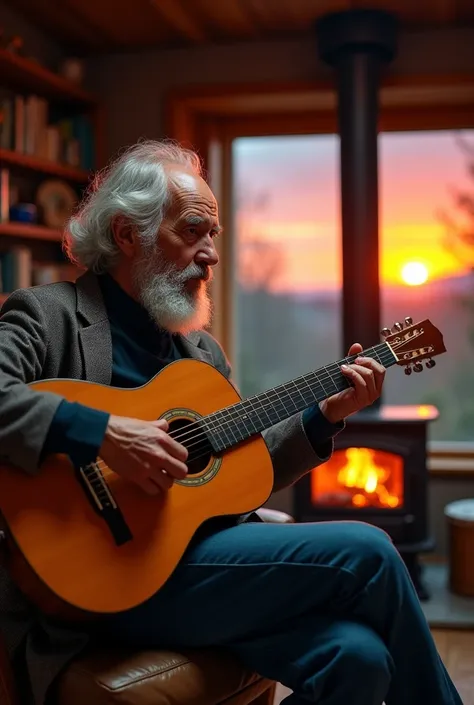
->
<box><xmin>36</xmin><ymin>179</ymin><xmax>78</xmax><ymax>228</ymax></box>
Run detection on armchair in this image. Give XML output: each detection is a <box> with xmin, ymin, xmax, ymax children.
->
<box><xmin>0</xmin><ymin>508</ymin><xmax>294</xmax><ymax>705</ymax></box>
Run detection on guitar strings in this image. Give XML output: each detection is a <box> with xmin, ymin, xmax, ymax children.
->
<box><xmin>169</xmin><ymin>344</ymin><xmax>397</xmax><ymax>447</ymax></box>
<box><xmin>96</xmin><ymin>345</ymin><xmax>395</xmax><ymax>460</ymax></box>
<box><xmin>171</xmin><ymin>340</ymin><xmax>411</xmax><ymax>445</ymax></box>
<box><xmin>91</xmin><ymin>353</ymin><xmax>417</xmax><ymax>479</ymax></box>
<box><xmin>94</xmin><ymin>345</ymin><xmax>398</xmax><ymax>471</ymax></box>
<box><xmin>90</xmin><ymin>343</ymin><xmax>405</xmax><ymax>478</ymax></box>
<box><xmin>165</xmin><ymin>344</ymin><xmax>396</xmax><ymax>446</ymax></box>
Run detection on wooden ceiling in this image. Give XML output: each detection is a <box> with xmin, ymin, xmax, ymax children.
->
<box><xmin>5</xmin><ymin>0</ymin><xmax>474</xmax><ymax>54</ymax></box>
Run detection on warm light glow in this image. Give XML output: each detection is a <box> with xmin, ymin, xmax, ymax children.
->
<box><xmin>417</xmin><ymin>404</ymin><xmax>434</xmax><ymax>418</ymax></box>
<box><xmin>310</xmin><ymin>447</ymin><xmax>404</xmax><ymax>509</ymax></box>
<box><xmin>337</xmin><ymin>448</ymin><xmax>400</xmax><ymax>507</ymax></box>
<box><xmin>400</xmin><ymin>261</ymin><xmax>429</xmax><ymax>286</ymax></box>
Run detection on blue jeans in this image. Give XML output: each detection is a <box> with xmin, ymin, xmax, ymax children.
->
<box><xmin>103</xmin><ymin>520</ymin><xmax>462</xmax><ymax>705</ymax></box>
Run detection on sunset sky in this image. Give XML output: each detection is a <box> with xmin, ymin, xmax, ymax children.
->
<box><xmin>233</xmin><ymin>130</ymin><xmax>474</xmax><ymax>293</ymax></box>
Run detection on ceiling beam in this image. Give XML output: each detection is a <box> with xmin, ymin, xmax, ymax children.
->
<box><xmin>149</xmin><ymin>0</ymin><xmax>206</xmax><ymax>42</ymax></box>
<box><xmin>195</xmin><ymin>0</ymin><xmax>260</xmax><ymax>37</ymax></box>
<box><xmin>3</xmin><ymin>0</ymin><xmax>109</xmax><ymax>52</ymax></box>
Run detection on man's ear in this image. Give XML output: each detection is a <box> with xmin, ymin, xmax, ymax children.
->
<box><xmin>111</xmin><ymin>215</ymin><xmax>138</xmax><ymax>258</ymax></box>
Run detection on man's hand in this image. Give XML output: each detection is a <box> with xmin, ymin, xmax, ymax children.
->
<box><xmin>99</xmin><ymin>416</ymin><xmax>188</xmax><ymax>496</ymax></box>
<box><xmin>319</xmin><ymin>343</ymin><xmax>386</xmax><ymax>425</ymax></box>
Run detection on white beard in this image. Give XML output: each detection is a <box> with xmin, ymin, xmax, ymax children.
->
<box><xmin>132</xmin><ymin>248</ymin><xmax>212</xmax><ymax>334</ymax></box>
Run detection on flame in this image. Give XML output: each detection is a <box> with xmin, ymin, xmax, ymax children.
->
<box><xmin>337</xmin><ymin>448</ymin><xmax>400</xmax><ymax>508</ymax></box>
<box><xmin>311</xmin><ymin>446</ymin><xmax>404</xmax><ymax>509</ymax></box>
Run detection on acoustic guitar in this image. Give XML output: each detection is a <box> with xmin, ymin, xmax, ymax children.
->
<box><xmin>0</xmin><ymin>317</ymin><xmax>446</xmax><ymax>617</ymax></box>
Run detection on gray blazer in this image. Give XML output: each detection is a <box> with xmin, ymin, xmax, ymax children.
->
<box><xmin>0</xmin><ymin>270</ymin><xmax>334</xmax><ymax>705</ymax></box>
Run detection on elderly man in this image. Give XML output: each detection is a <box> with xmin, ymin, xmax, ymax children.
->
<box><xmin>0</xmin><ymin>140</ymin><xmax>461</xmax><ymax>705</ymax></box>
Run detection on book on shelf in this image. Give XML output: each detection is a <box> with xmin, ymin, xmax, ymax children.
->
<box><xmin>0</xmin><ymin>167</ymin><xmax>9</xmax><ymax>222</ymax></box>
<box><xmin>0</xmin><ymin>91</ymin><xmax>95</xmax><ymax>170</ymax></box>
<box><xmin>0</xmin><ymin>245</ymin><xmax>30</xmax><ymax>292</ymax></box>
<box><xmin>0</xmin><ymin>244</ymin><xmax>78</xmax><ymax>294</ymax></box>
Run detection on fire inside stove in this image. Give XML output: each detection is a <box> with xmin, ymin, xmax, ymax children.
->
<box><xmin>311</xmin><ymin>447</ymin><xmax>404</xmax><ymax>509</ymax></box>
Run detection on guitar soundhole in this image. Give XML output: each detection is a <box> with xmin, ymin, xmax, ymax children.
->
<box><xmin>167</xmin><ymin>417</ymin><xmax>213</xmax><ymax>476</ymax></box>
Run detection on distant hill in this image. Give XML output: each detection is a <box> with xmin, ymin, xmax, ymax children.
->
<box><xmin>278</xmin><ymin>270</ymin><xmax>474</xmax><ymax>302</ymax></box>
<box><xmin>383</xmin><ymin>270</ymin><xmax>474</xmax><ymax>298</ymax></box>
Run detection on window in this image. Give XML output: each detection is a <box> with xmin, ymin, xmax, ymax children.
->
<box><xmin>231</xmin><ymin>129</ymin><xmax>474</xmax><ymax>443</ymax></box>
<box><xmin>380</xmin><ymin>130</ymin><xmax>474</xmax><ymax>441</ymax></box>
<box><xmin>231</xmin><ymin>134</ymin><xmax>342</xmax><ymax>398</ymax></box>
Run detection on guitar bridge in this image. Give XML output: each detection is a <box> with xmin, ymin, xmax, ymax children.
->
<box><xmin>78</xmin><ymin>462</ymin><xmax>133</xmax><ymax>547</ymax></box>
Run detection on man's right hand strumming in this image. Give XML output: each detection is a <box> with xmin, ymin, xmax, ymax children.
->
<box><xmin>99</xmin><ymin>416</ymin><xmax>188</xmax><ymax>496</ymax></box>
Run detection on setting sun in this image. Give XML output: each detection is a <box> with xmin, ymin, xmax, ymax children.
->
<box><xmin>401</xmin><ymin>261</ymin><xmax>429</xmax><ymax>286</ymax></box>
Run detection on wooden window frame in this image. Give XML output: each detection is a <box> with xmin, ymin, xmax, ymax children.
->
<box><xmin>165</xmin><ymin>74</ymin><xmax>474</xmax><ymax>476</ymax></box>
<box><xmin>165</xmin><ymin>73</ymin><xmax>474</xmax><ymax>144</ymax></box>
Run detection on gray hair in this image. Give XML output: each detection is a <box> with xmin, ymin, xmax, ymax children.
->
<box><xmin>63</xmin><ymin>139</ymin><xmax>203</xmax><ymax>273</ymax></box>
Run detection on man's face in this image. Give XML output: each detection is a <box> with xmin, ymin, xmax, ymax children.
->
<box><xmin>132</xmin><ymin>166</ymin><xmax>221</xmax><ymax>334</ymax></box>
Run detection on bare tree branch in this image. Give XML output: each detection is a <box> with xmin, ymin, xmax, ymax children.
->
<box><xmin>239</xmin><ymin>237</ymin><xmax>284</xmax><ymax>291</ymax></box>
<box><xmin>234</xmin><ymin>183</ymin><xmax>285</xmax><ymax>291</ymax></box>
<box><xmin>439</xmin><ymin>133</ymin><xmax>474</xmax><ymax>269</ymax></box>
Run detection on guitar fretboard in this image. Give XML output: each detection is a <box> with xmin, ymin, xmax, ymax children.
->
<box><xmin>204</xmin><ymin>342</ymin><xmax>397</xmax><ymax>453</ymax></box>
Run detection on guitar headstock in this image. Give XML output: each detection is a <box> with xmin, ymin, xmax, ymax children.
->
<box><xmin>381</xmin><ymin>317</ymin><xmax>447</xmax><ymax>375</ymax></box>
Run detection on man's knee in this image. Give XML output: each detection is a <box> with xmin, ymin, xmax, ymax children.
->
<box><xmin>347</xmin><ymin>519</ymin><xmax>392</xmax><ymax>544</ymax></box>
<box><xmin>345</xmin><ymin>521</ymin><xmax>404</xmax><ymax>573</ymax></box>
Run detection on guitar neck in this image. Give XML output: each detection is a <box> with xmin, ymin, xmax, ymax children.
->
<box><xmin>207</xmin><ymin>342</ymin><xmax>397</xmax><ymax>453</ymax></box>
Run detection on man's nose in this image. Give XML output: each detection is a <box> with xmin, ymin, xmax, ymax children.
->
<box><xmin>195</xmin><ymin>238</ymin><xmax>219</xmax><ymax>267</ymax></box>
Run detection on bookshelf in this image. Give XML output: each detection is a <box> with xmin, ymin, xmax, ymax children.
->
<box><xmin>0</xmin><ymin>147</ymin><xmax>91</xmax><ymax>182</ymax></box>
<box><xmin>0</xmin><ymin>47</ymin><xmax>100</xmax><ymax>299</ymax></box>
<box><xmin>0</xmin><ymin>222</ymin><xmax>62</xmax><ymax>241</ymax></box>
<box><xmin>0</xmin><ymin>48</ymin><xmax>97</xmax><ymax>107</ymax></box>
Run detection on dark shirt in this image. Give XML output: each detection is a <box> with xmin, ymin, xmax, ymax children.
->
<box><xmin>42</xmin><ymin>273</ymin><xmax>341</xmax><ymax>467</ymax></box>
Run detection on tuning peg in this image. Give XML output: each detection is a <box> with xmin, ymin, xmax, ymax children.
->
<box><xmin>404</xmin><ymin>317</ymin><xmax>413</xmax><ymax>325</ymax></box>
<box><xmin>392</xmin><ymin>322</ymin><xmax>404</xmax><ymax>332</ymax></box>
<box><xmin>380</xmin><ymin>327</ymin><xmax>391</xmax><ymax>337</ymax></box>
<box><xmin>413</xmin><ymin>362</ymin><xmax>423</xmax><ymax>373</ymax></box>
<box><xmin>426</xmin><ymin>359</ymin><xmax>436</xmax><ymax>369</ymax></box>
<box><xmin>404</xmin><ymin>366</ymin><xmax>412</xmax><ymax>375</ymax></box>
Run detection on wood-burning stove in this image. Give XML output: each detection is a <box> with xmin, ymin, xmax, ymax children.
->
<box><xmin>293</xmin><ymin>405</ymin><xmax>438</xmax><ymax>599</ymax></box>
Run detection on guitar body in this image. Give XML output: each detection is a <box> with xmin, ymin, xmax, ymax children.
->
<box><xmin>0</xmin><ymin>359</ymin><xmax>274</xmax><ymax>616</ymax></box>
